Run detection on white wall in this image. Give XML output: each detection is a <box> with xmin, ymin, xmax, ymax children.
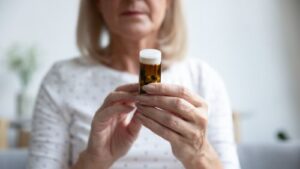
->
<box><xmin>0</xmin><ymin>0</ymin><xmax>299</xmax><ymax>143</ymax></box>
<box><xmin>280</xmin><ymin>0</ymin><xmax>300</xmax><ymax>114</ymax></box>
<box><xmin>183</xmin><ymin>0</ymin><xmax>300</xmax><ymax>143</ymax></box>
<box><xmin>0</xmin><ymin>0</ymin><xmax>80</xmax><ymax>118</ymax></box>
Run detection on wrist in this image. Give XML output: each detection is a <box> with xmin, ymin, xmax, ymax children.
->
<box><xmin>183</xmin><ymin>140</ymin><xmax>223</xmax><ymax>169</ymax></box>
<box><xmin>73</xmin><ymin>150</ymin><xmax>113</xmax><ymax>169</ymax></box>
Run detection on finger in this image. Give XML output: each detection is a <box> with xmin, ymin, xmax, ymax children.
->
<box><xmin>136</xmin><ymin>112</ymin><xmax>182</xmax><ymax>144</ymax></box>
<box><xmin>136</xmin><ymin>95</ymin><xmax>198</xmax><ymax>121</ymax></box>
<box><xmin>142</xmin><ymin>83</ymin><xmax>205</xmax><ymax>108</ymax></box>
<box><xmin>194</xmin><ymin>107</ymin><xmax>209</xmax><ymax>127</ymax></box>
<box><xmin>93</xmin><ymin>104</ymin><xmax>135</xmax><ymax>131</ymax></box>
<box><xmin>102</xmin><ymin>91</ymin><xmax>137</xmax><ymax>108</ymax></box>
<box><xmin>136</xmin><ymin>104</ymin><xmax>196</xmax><ymax>138</ymax></box>
<box><xmin>115</xmin><ymin>83</ymin><xmax>139</xmax><ymax>93</ymax></box>
<box><xmin>126</xmin><ymin>113</ymin><xmax>142</xmax><ymax>138</ymax></box>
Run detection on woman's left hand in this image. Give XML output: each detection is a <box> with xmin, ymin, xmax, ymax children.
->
<box><xmin>135</xmin><ymin>83</ymin><xmax>223</xmax><ymax>169</ymax></box>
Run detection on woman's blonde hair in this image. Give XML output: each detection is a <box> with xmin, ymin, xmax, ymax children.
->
<box><xmin>76</xmin><ymin>0</ymin><xmax>187</xmax><ymax>66</ymax></box>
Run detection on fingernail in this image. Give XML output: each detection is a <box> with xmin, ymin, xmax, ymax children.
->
<box><xmin>142</xmin><ymin>84</ymin><xmax>155</xmax><ymax>91</ymax></box>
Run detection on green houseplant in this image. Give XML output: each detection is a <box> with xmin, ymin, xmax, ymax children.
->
<box><xmin>6</xmin><ymin>44</ymin><xmax>38</xmax><ymax>118</ymax></box>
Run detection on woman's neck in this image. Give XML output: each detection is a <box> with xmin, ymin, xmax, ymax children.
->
<box><xmin>106</xmin><ymin>33</ymin><xmax>158</xmax><ymax>75</ymax></box>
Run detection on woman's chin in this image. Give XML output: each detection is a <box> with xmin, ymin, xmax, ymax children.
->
<box><xmin>118</xmin><ymin>26</ymin><xmax>155</xmax><ymax>41</ymax></box>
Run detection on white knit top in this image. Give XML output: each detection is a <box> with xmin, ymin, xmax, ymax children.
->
<box><xmin>27</xmin><ymin>56</ymin><xmax>240</xmax><ymax>169</ymax></box>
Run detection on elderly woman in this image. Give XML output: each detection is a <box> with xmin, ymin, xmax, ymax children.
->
<box><xmin>27</xmin><ymin>0</ymin><xmax>240</xmax><ymax>169</ymax></box>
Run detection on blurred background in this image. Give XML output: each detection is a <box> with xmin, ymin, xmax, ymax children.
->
<box><xmin>0</xmin><ymin>0</ymin><xmax>300</xmax><ymax>169</ymax></box>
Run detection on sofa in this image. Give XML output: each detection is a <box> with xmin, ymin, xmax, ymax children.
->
<box><xmin>238</xmin><ymin>143</ymin><xmax>300</xmax><ymax>169</ymax></box>
<box><xmin>1</xmin><ymin>143</ymin><xmax>300</xmax><ymax>169</ymax></box>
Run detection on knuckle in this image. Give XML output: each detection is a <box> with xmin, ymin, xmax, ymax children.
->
<box><xmin>201</xmin><ymin>100</ymin><xmax>209</xmax><ymax>110</ymax></box>
<box><xmin>174</xmin><ymin>98</ymin><xmax>185</xmax><ymax>110</ymax></box>
<box><xmin>165</xmin><ymin>116</ymin><xmax>179</xmax><ymax>129</ymax></box>
<box><xmin>200</xmin><ymin>116</ymin><xmax>208</xmax><ymax>128</ymax></box>
<box><xmin>185</xmin><ymin>105</ymin><xmax>194</xmax><ymax>114</ymax></box>
<box><xmin>170</xmin><ymin>119</ymin><xmax>179</xmax><ymax>129</ymax></box>
<box><xmin>199</xmin><ymin>106</ymin><xmax>209</xmax><ymax>121</ymax></box>
<box><xmin>195</xmin><ymin>111</ymin><xmax>208</xmax><ymax>127</ymax></box>
<box><xmin>178</xmin><ymin>86</ymin><xmax>189</xmax><ymax>98</ymax></box>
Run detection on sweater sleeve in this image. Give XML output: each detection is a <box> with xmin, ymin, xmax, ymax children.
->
<box><xmin>199</xmin><ymin>62</ymin><xmax>241</xmax><ymax>169</ymax></box>
<box><xmin>27</xmin><ymin>63</ymin><xmax>71</xmax><ymax>169</ymax></box>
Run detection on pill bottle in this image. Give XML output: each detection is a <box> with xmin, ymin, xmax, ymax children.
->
<box><xmin>139</xmin><ymin>49</ymin><xmax>162</xmax><ymax>94</ymax></box>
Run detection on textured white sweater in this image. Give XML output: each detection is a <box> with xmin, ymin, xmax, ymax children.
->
<box><xmin>27</xmin><ymin>56</ymin><xmax>240</xmax><ymax>169</ymax></box>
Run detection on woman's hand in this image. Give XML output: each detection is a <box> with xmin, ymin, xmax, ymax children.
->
<box><xmin>135</xmin><ymin>83</ymin><xmax>223</xmax><ymax>169</ymax></box>
<box><xmin>78</xmin><ymin>83</ymin><xmax>141</xmax><ymax>169</ymax></box>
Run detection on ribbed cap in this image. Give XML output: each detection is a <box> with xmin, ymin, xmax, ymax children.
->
<box><xmin>139</xmin><ymin>49</ymin><xmax>162</xmax><ymax>65</ymax></box>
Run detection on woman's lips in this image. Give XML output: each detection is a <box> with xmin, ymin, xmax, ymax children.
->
<box><xmin>121</xmin><ymin>11</ymin><xmax>146</xmax><ymax>16</ymax></box>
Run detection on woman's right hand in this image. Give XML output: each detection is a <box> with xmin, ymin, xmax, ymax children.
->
<box><xmin>76</xmin><ymin>83</ymin><xmax>141</xmax><ymax>169</ymax></box>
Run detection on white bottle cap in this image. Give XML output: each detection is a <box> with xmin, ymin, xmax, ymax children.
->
<box><xmin>139</xmin><ymin>49</ymin><xmax>162</xmax><ymax>65</ymax></box>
